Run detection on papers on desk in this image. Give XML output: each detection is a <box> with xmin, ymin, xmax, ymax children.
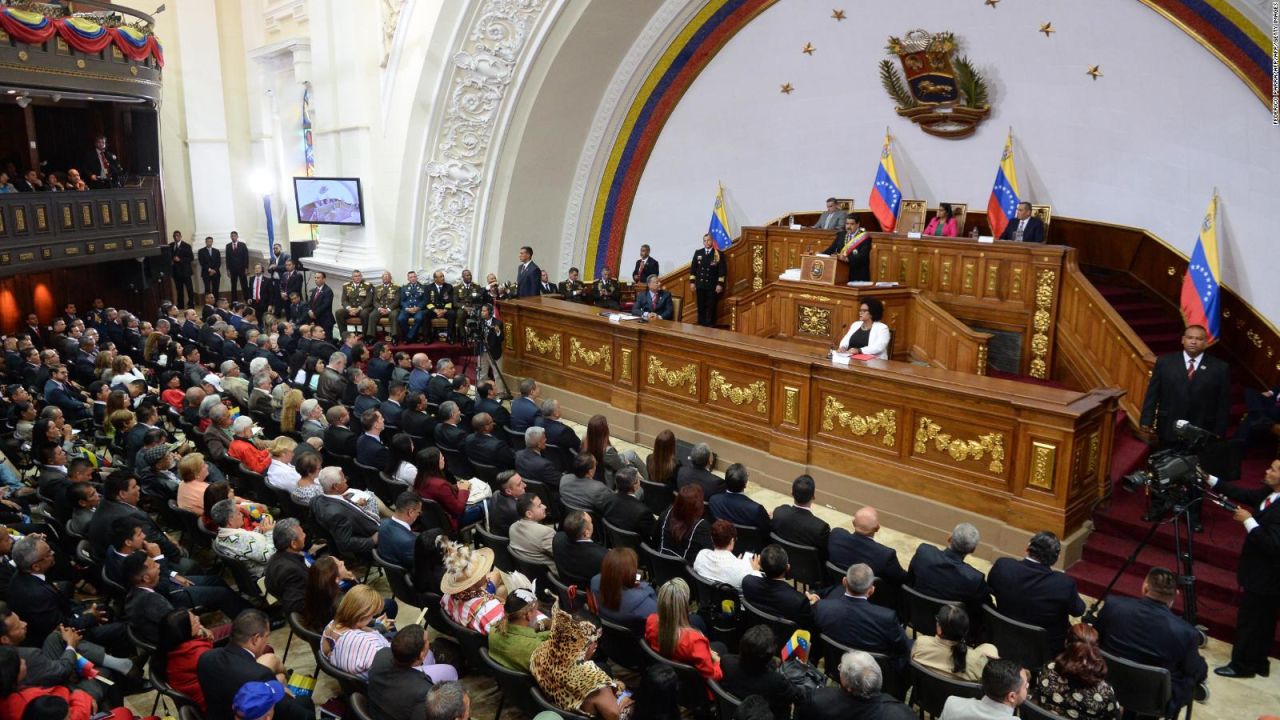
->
<box><xmin>779</xmin><ymin>268</ymin><xmax>803</xmax><ymax>281</ymax></box>
<box><xmin>874</xmin><ymin>281</ymin><xmax>899</xmax><ymax>287</ymax></box>
<box><xmin>830</xmin><ymin>351</ymin><xmax>852</xmax><ymax>365</ymax></box>
<box><xmin>607</xmin><ymin>313</ymin><xmax>642</xmax><ymax>322</ymax></box>
<box><xmin>847</xmin><ymin>281</ymin><xmax>875</xmax><ymax>287</ymax></box>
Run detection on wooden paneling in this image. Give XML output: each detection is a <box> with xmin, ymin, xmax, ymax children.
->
<box><xmin>502</xmin><ymin>297</ymin><xmax>1122</xmax><ymax>537</ymax></box>
<box><xmin>0</xmin><ymin>185</ymin><xmax>162</xmax><ymax>276</ymax></box>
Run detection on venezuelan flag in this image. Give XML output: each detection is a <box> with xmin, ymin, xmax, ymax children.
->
<box><xmin>708</xmin><ymin>183</ymin><xmax>733</xmax><ymax>250</ymax></box>
<box><xmin>781</xmin><ymin>629</ymin><xmax>811</xmax><ymax>661</ymax></box>
<box><xmin>868</xmin><ymin>133</ymin><xmax>902</xmax><ymax>232</ymax></box>
<box><xmin>986</xmin><ymin>130</ymin><xmax>1020</xmax><ymax>239</ymax></box>
<box><xmin>1179</xmin><ymin>194</ymin><xmax>1221</xmax><ymax>343</ymax></box>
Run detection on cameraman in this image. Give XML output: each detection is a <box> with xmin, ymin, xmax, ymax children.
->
<box><xmin>473</xmin><ymin>305</ymin><xmax>509</xmax><ymax>397</ymax></box>
<box><xmin>1201</xmin><ymin>459</ymin><xmax>1280</xmax><ymax>680</ymax></box>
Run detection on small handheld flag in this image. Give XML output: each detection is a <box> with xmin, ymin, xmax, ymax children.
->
<box><xmin>781</xmin><ymin>629</ymin><xmax>812</xmax><ymax>662</ymax></box>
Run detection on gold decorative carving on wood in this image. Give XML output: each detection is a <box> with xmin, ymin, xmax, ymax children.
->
<box><xmin>752</xmin><ymin>245</ymin><xmax>765</xmax><ymax>290</ymax></box>
<box><xmin>1087</xmin><ymin>432</ymin><xmax>1100</xmax><ymax>476</ymax></box>
<box><xmin>1247</xmin><ymin>329</ymin><xmax>1262</xmax><ymax>348</ymax></box>
<box><xmin>878</xmin><ymin>256</ymin><xmax>889</xmax><ymax>281</ymax></box>
<box><xmin>61</xmin><ymin>206</ymin><xmax>72</xmax><ymax>229</ymax></box>
<box><xmin>1011</xmin><ymin>267</ymin><xmax>1023</xmax><ymax>297</ymax></box>
<box><xmin>797</xmin><ymin>305</ymin><xmax>831</xmax><ymax>336</ymax></box>
<box><xmin>523</xmin><ymin>328</ymin><xmax>561</xmax><ymax>360</ymax></box>
<box><xmin>647</xmin><ymin>357</ymin><xmax>697</xmax><ymax>395</ymax></box>
<box><xmin>985</xmin><ymin>264</ymin><xmax>999</xmax><ymax>292</ymax></box>
<box><xmin>795</xmin><ymin>293</ymin><xmax>834</xmax><ymax>303</ymax></box>
<box><xmin>18</xmin><ymin>252</ymin><xmax>34</xmax><ymax>262</ymax></box>
<box><xmin>708</xmin><ymin>370</ymin><xmax>767</xmax><ymax>413</ymax></box>
<box><xmin>913</xmin><ymin>417</ymin><xmax>1005</xmax><ymax>473</ymax></box>
<box><xmin>569</xmin><ymin>338</ymin><xmax>611</xmax><ymax>371</ymax></box>
<box><xmin>962</xmin><ymin>260</ymin><xmax>975</xmax><ymax>291</ymax></box>
<box><xmin>125</xmin><ymin>239</ymin><xmax>134</xmax><ymax>249</ymax></box>
<box><xmin>119</xmin><ymin>202</ymin><xmax>130</xmax><ymax>223</ymax></box>
<box><xmin>1029</xmin><ymin>269</ymin><xmax>1057</xmax><ymax>379</ymax></box>
<box><xmin>40</xmin><ymin>248</ymin><xmax>51</xmax><ymax>259</ymax></box>
<box><xmin>1029</xmin><ymin>441</ymin><xmax>1057</xmax><ymax>490</ymax></box>
<box><xmin>85</xmin><ymin>242</ymin><xmax>95</xmax><ymax>254</ymax></box>
<box><xmin>620</xmin><ymin>348</ymin><xmax>633</xmax><ymax>381</ymax></box>
<box><xmin>102</xmin><ymin>242</ymin><xmax>118</xmax><ymax>251</ymax></box>
<box><xmin>503</xmin><ymin>322</ymin><xmax>513</xmax><ymax>351</ymax></box>
<box><xmin>136</xmin><ymin>201</ymin><xmax>147</xmax><ymax>222</ymax></box>
<box><xmin>63</xmin><ymin>246</ymin><xmax>79</xmax><ymax>256</ymax></box>
<box><xmin>783</xmin><ymin>386</ymin><xmax>800</xmax><ymax>425</ymax></box>
<box><xmin>13</xmin><ymin>208</ymin><xmax>24</xmax><ymax>232</ymax></box>
<box><xmin>100</xmin><ymin>203</ymin><xmax>111</xmax><ymax>224</ymax></box>
<box><xmin>81</xmin><ymin>205</ymin><xmax>91</xmax><ymax>225</ymax></box>
<box><xmin>34</xmin><ymin>207</ymin><xmax>46</xmax><ymax>230</ymax></box>
<box><xmin>941</xmin><ymin>260</ymin><xmax>952</xmax><ymax>288</ymax></box>
<box><xmin>730</xmin><ymin>304</ymin><xmax>737</xmax><ymax>331</ymax></box>
<box><xmin>822</xmin><ymin>397</ymin><xmax>896</xmax><ymax>446</ymax></box>
<box><xmin>919</xmin><ymin>258</ymin><xmax>930</xmax><ymax>286</ymax></box>
<box><xmin>140</xmin><ymin>238</ymin><xmax>155</xmax><ymax>247</ymax></box>
<box><xmin>976</xmin><ymin>344</ymin><xmax>988</xmax><ymax>376</ymax></box>
<box><xmin>898</xmin><ymin>258</ymin><xmax>908</xmax><ymax>283</ymax></box>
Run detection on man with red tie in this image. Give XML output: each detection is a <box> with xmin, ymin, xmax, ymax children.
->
<box><xmin>85</xmin><ymin>135</ymin><xmax>121</xmax><ymax>189</ymax></box>
<box><xmin>249</xmin><ymin>263</ymin><xmax>271</xmax><ymax>323</ymax></box>
<box><xmin>631</xmin><ymin>275</ymin><xmax>673</xmax><ymax>320</ymax></box>
<box><xmin>308</xmin><ymin>271</ymin><xmax>336</xmax><ymax>339</ymax></box>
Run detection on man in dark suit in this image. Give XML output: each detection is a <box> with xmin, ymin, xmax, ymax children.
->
<box><xmin>538</xmin><ymin>270</ymin><xmax>557</xmax><ymax>295</ymax></box>
<box><xmin>223</xmin><ymin>231</ymin><xmax>250</xmax><ymax>301</ymax></box>
<box><xmin>709</xmin><ymin>463</ymin><xmax>771</xmax><ymax>535</ymax></box>
<box><xmin>380</xmin><ymin>381</ymin><xmax>407</xmax><ymax>428</ymax></box>
<box><xmin>474</xmin><ymin>380</ymin><xmax>511</xmax><ymax>429</ymax></box>
<box><xmin>908</xmin><ymin>523</ymin><xmax>991</xmax><ymax>626</ymax></box>
<box><xmin>772</xmin><ymin>475</ymin><xmax>831</xmax><ymax>562</ymax></box>
<box><xmin>632</xmin><ymin>244</ymin><xmax>659</xmax><ymax>283</ymax></box>
<box><xmin>434</xmin><ymin>402</ymin><xmax>469</xmax><ymax>452</ymax></box>
<box><xmin>315</xmin><ymin>351</ymin><xmax>348</xmax><ymax>405</ymax></box>
<box><xmin>197</xmin><ymin>237</ymin><xmax>222</xmax><ymax>298</ymax></box>
<box><xmin>169</xmin><ymin>230</ymin><xmax>196</xmax><ymax>309</ymax></box>
<box><xmin>323</xmin><ymin>406</ymin><xmax>359</xmax><ymax>456</ymax></box>
<box><xmin>1139</xmin><ymin>324</ymin><xmax>1231</xmax><ymax>518</ymax></box>
<box><xmin>88</xmin><ymin>472</ymin><xmax>183</xmax><ymax>562</ymax></box>
<box><xmin>427</xmin><ymin>359</ymin><xmax>455</xmax><ymax>406</ymax></box>
<box><xmin>987</xmin><ymin>530</ymin><xmax>1084</xmax><ymax>652</ymax></box>
<box><xmin>488</xmin><ymin>471</ymin><xmax>525</xmax><ymax>534</ymax></box>
<box><xmin>356</xmin><ymin>409</ymin><xmax>390</xmax><ymax>467</ymax></box>
<box><xmin>197</xmin><ymin>609</ymin><xmax>314</xmax><ymax>720</ymax></box>
<box><xmin>309</xmin><ymin>467</ymin><xmax>380</xmax><ymax>557</ymax></box>
<box><xmin>553</xmin><ymin>510</ymin><xmax>608</xmax><ymax>584</ymax></box>
<box><xmin>999</xmin><ymin>202</ymin><xmax>1045</xmax><ymax>242</ymax></box>
<box><xmin>264</xmin><ymin>518</ymin><xmax>310</xmax><ymax>615</ymax></box>
<box><xmin>675</xmin><ymin>442</ymin><xmax>725</xmax><ymax>498</ymax></box>
<box><xmin>536</xmin><ymin>398</ymin><xmax>580</xmax><ymax>453</ymax></box>
<box><xmin>821</xmin><ymin>215</ymin><xmax>872</xmax><ymax>282</ymax></box>
<box><xmin>827</xmin><ymin>507</ymin><xmax>906</xmax><ymax>610</ymax></box>
<box><xmin>742</xmin><ymin>544</ymin><xmax>820</xmax><ymax>630</ymax></box>
<box><xmin>1206</xmin><ymin>460</ymin><xmax>1280</xmax><ymax>678</ymax></box>
<box><xmin>1096</xmin><ymin>567</ymin><xmax>1207</xmax><ymax>716</ymax></box>
<box><xmin>603</xmin><ymin>468</ymin><xmax>656</xmax><ymax>539</ymax></box>
<box><xmin>308</xmin><ymin>271</ymin><xmax>336</xmax><ymax>338</ymax></box>
<box><xmin>464</xmin><ymin>413</ymin><xmax>515</xmax><ymax>470</ymax></box>
<box><xmin>515</xmin><ymin>426</ymin><xmax>563</xmax><ymax>489</ymax></box>
<box><xmin>399</xmin><ymin>392</ymin><xmax>434</xmax><ymax>440</ymax></box>
<box><xmin>42</xmin><ymin>365</ymin><xmax>89</xmax><ymax>422</ymax></box>
<box><xmin>369</xmin><ymin>626</ymin><xmax>435</xmax><ymax>720</ymax></box>
<box><xmin>796</xmin><ymin>648</ymin><xmax>916</xmax><ymax>720</ymax></box>
<box><xmin>85</xmin><ymin>135</ymin><xmax>121</xmax><ymax>188</ymax></box>
<box><xmin>632</xmin><ymin>275</ymin><xmax>674</xmax><ymax>320</ymax></box>
<box><xmin>376</xmin><ymin>492</ymin><xmax>420</xmax><ymax>569</ymax></box>
<box><xmin>510</xmin><ymin>378</ymin><xmax>541</xmax><ymax>433</ymax></box>
<box><xmin>276</xmin><ymin>259</ymin><xmax>304</xmax><ymax>309</ymax></box>
<box><xmin>516</xmin><ymin>245</ymin><xmax>541</xmax><ymax>298</ymax></box>
<box><xmin>813</xmin><ymin>563</ymin><xmax>911</xmax><ymax>669</ymax></box>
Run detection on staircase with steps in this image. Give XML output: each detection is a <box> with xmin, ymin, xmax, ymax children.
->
<box><xmin>1065</xmin><ymin>272</ymin><xmax>1278</xmax><ymax>654</ymax></box>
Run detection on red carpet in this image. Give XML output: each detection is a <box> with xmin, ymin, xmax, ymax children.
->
<box><xmin>1061</xmin><ymin>274</ymin><xmax>1280</xmax><ymax>655</ymax></box>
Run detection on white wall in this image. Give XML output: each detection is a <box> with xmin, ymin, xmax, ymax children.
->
<box><xmin>625</xmin><ymin>0</ymin><xmax>1280</xmax><ymax>319</ymax></box>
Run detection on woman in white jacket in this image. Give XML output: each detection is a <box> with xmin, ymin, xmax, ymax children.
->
<box><xmin>837</xmin><ymin>297</ymin><xmax>890</xmax><ymax>359</ymax></box>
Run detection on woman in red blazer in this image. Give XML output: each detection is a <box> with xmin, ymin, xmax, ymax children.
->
<box><xmin>158</xmin><ymin>609</ymin><xmax>215</xmax><ymax>711</ymax></box>
<box><xmin>412</xmin><ymin>447</ymin><xmax>483</xmax><ymax>529</ymax></box>
<box><xmin>644</xmin><ymin>578</ymin><xmax>724</xmax><ymax>682</ymax></box>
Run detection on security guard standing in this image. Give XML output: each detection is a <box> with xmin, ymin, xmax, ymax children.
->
<box><xmin>425</xmin><ymin>270</ymin><xmax>456</xmax><ymax>342</ymax></box>
<box><xmin>689</xmin><ymin>233</ymin><xmax>725</xmax><ymax>327</ymax></box>
<box><xmin>398</xmin><ymin>270</ymin><xmax>427</xmax><ymax>342</ymax></box>
<box><xmin>455</xmin><ymin>269</ymin><xmax>489</xmax><ymax>327</ymax></box>
<box><xmin>559</xmin><ymin>267</ymin><xmax>588</xmax><ymax>303</ymax></box>
<box><xmin>594</xmin><ymin>267</ymin><xmax>621</xmax><ymax>309</ymax></box>
<box><xmin>335</xmin><ymin>270</ymin><xmax>373</xmax><ymax>337</ymax></box>
<box><xmin>368</xmin><ymin>271</ymin><xmax>401</xmax><ymax>340</ymax></box>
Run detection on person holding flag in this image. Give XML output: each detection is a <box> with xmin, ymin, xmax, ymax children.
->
<box><xmin>987</xmin><ymin>130</ymin><xmax>1022</xmax><ymax>240</ymax></box>
<box><xmin>868</xmin><ymin>132</ymin><xmax>902</xmax><ymax>232</ymax></box>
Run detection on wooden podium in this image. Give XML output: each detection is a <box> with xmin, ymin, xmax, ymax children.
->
<box><xmin>798</xmin><ymin>254</ymin><xmax>849</xmax><ymax>286</ymax></box>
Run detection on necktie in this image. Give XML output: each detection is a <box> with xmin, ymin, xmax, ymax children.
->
<box><xmin>313</xmin><ymin>289</ymin><xmax>320</xmax><ymax>303</ymax></box>
<box><xmin>1187</xmin><ymin>358</ymin><xmax>1196</xmax><ymax>380</ymax></box>
<box><xmin>253</xmin><ymin>277</ymin><xmax>261</xmax><ymax>302</ymax></box>
<box><xmin>1262</xmin><ymin>495</ymin><xmax>1274</xmax><ymax>512</ymax></box>
<box><xmin>98</xmin><ymin>150</ymin><xmax>107</xmax><ymax>175</ymax></box>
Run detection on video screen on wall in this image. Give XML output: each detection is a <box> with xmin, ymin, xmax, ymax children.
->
<box><xmin>293</xmin><ymin>176</ymin><xmax>364</xmax><ymax>226</ymax></box>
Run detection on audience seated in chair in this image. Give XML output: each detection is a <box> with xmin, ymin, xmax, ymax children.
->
<box><xmin>553</xmin><ymin>509</ymin><xmax>608</xmax><ymax>585</ymax></box>
<box><xmin>591</xmin><ymin>547</ymin><xmax>659</xmax><ymax>633</ymax></box>
<box><xmin>741</xmin><ymin>544</ymin><xmax>819</xmax><ymax>630</ymax></box>
<box><xmin>509</xmin><ymin>494</ymin><xmax>556</xmax><ymax>568</ymax></box>
<box><xmin>939</xmin><ymin>658</ymin><xmax>1029</xmax><ymax>720</ymax></box>
<box><xmin>516</xmin><ymin>426</ymin><xmax>563</xmax><ymax>489</ymax></box>
<box><xmin>796</xmin><ymin>648</ymin><xmax>916</xmax><ymax>720</ymax></box>
<box><xmin>911</xmin><ymin>605</ymin><xmax>998</xmax><ymax>682</ymax></box>
<box><xmin>644</xmin><ymin>578</ymin><xmax>724</xmax><ymax>682</ymax></box>
<box><xmin>602</xmin><ymin>467</ymin><xmax>656</xmax><ymax>539</ymax></box>
<box><xmin>827</xmin><ymin>506</ymin><xmax>906</xmax><ymax>586</ymax></box>
<box><xmin>531</xmin><ymin>606</ymin><xmax>631</xmax><ymax>720</ymax></box>
<box><xmin>653</xmin><ymin>484</ymin><xmax>712</xmax><ymax>561</ymax></box>
<box><xmin>674</xmin><ymin>442</ymin><xmax>724</xmax><ymax>498</ymax></box>
<box><xmin>692</xmin><ymin>519</ymin><xmax>760</xmax><ymax>590</ymax></box>
<box><xmin>377</xmin><ymin>491</ymin><xmax>421</xmax><ymax>569</ymax></box>
<box><xmin>987</xmin><ymin>530</ymin><xmax>1084</xmax><ymax>653</ymax></box>
<box><xmin>707</xmin><ymin>463</ymin><xmax>770</xmax><ymax>536</ymax></box>
<box><xmin>487</xmin><ymin>587</ymin><xmax>550</xmax><ymax>673</ymax></box>
<box><xmin>814</xmin><ymin>563</ymin><xmax>910</xmax><ymax>670</ymax></box>
<box><xmin>908</xmin><ymin>522</ymin><xmax>991</xmax><ymax>628</ymax></box>
<box><xmin>412</xmin><ymin>447</ymin><xmax>484</xmax><ymax>531</ymax></box>
<box><xmin>560</xmin><ymin>452</ymin><xmax>612</xmax><ymax>516</ymax></box>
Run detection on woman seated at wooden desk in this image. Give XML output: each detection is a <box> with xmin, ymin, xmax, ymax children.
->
<box><xmin>924</xmin><ymin>203</ymin><xmax>959</xmax><ymax>237</ymax></box>
<box><xmin>836</xmin><ymin>298</ymin><xmax>890</xmax><ymax>359</ymax></box>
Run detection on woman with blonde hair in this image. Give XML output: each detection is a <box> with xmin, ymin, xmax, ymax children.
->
<box><xmin>320</xmin><ymin>584</ymin><xmax>457</xmax><ymax>681</ymax></box>
<box><xmin>644</xmin><ymin>578</ymin><xmax>723</xmax><ymax>682</ymax></box>
<box><xmin>110</xmin><ymin>354</ymin><xmax>143</xmax><ymax>387</ymax></box>
<box><xmin>279</xmin><ymin>388</ymin><xmax>304</xmax><ymax>434</ymax></box>
<box><xmin>109</xmin><ymin>409</ymin><xmax>136</xmax><ymax>444</ymax></box>
<box><xmin>265</xmin><ymin>436</ymin><xmax>300</xmax><ymax>492</ymax></box>
<box><xmin>103</xmin><ymin>390</ymin><xmax>129</xmax><ymax>438</ymax></box>
<box><xmin>94</xmin><ymin>352</ymin><xmax>115</xmax><ymax>382</ymax></box>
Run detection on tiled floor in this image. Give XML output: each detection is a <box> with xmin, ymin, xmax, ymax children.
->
<box><xmin>124</xmin><ymin>422</ymin><xmax>1277</xmax><ymax>719</ymax></box>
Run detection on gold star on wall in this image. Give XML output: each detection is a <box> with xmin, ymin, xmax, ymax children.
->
<box><xmin>831</xmin><ymin>9</ymin><xmax>846</xmax><ymax>21</ymax></box>
<box><xmin>1086</xmin><ymin>65</ymin><xmax>1103</xmax><ymax>80</ymax></box>
<box><xmin>1039</xmin><ymin>22</ymin><xmax>1055</xmax><ymax>37</ymax></box>
<box><xmin>985</xmin><ymin>0</ymin><xmax>999</xmax><ymax>7</ymax></box>
<box><xmin>802</xmin><ymin>42</ymin><xmax>815</xmax><ymax>55</ymax></box>
<box><xmin>780</xmin><ymin>83</ymin><xmax>794</xmax><ymax>94</ymax></box>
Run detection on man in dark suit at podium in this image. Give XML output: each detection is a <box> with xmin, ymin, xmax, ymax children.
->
<box><xmin>822</xmin><ymin>215</ymin><xmax>871</xmax><ymax>281</ymax></box>
<box><xmin>999</xmin><ymin>202</ymin><xmax>1045</xmax><ymax>243</ymax></box>
<box><xmin>632</xmin><ymin>276</ymin><xmax>673</xmax><ymax>320</ymax></box>
<box><xmin>516</xmin><ymin>246</ymin><xmax>541</xmax><ymax>298</ymax></box>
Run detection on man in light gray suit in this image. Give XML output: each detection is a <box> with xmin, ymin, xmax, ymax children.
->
<box><xmin>558</xmin><ymin>452</ymin><xmax>611</xmax><ymax>515</ymax></box>
<box><xmin>812</xmin><ymin>197</ymin><xmax>848</xmax><ymax>230</ymax></box>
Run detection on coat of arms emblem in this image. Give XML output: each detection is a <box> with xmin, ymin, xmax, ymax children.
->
<box><xmin>879</xmin><ymin>30</ymin><xmax>991</xmax><ymax>139</ymax></box>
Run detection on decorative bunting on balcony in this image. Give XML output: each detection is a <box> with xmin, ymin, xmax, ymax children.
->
<box><xmin>0</xmin><ymin>8</ymin><xmax>165</xmax><ymax>67</ymax></box>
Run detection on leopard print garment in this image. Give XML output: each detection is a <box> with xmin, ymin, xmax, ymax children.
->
<box><xmin>529</xmin><ymin>608</ymin><xmax>617</xmax><ymax>711</ymax></box>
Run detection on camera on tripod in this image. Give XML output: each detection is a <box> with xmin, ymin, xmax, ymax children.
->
<box><xmin>1121</xmin><ymin>420</ymin><xmax>1224</xmax><ymax>515</ymax></box>
<box><xmin>462</xmin><ymin>316</ymin><xmax>483</xmax><ymax>346</ymax></box>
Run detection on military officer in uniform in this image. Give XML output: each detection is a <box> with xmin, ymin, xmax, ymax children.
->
<box><xmin>398</xmin><ymin>270</ymin><xmax>427</xmax><ymax>342</ymax></box>
<box><xmin>335</xmin><ymin>270</ymin><xmax>374</xmax><ymax>337</ymax></box>
<box><xmin>594</xmin><ymin>267</ymin><xmax>621</xmax><ymax>310</ymax></box>
<box><xmin>690</xmin><ymin>233</ymin><xmax>725</xmax><ymax>327</ymax></box>
<box><xmin>425</xmin><ymin>270</ymin><xmax>456</xmax><ymax>342</ymax></box>
<box><xmin>368</xmin><ymin>271</ymin><xmax>400</xmax><ymax>340</ymax></box>
<box><xmin>455</xmin><ymin>269</ymin><xmax>489</xmax><ymax>328</ymax></box>
<box><xmin>559</xmin><ymin>267</ymin><xmax>588</xmax><ymax>303</ymax></box>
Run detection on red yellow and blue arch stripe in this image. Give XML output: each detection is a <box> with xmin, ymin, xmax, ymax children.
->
<box><xmin>584</xmin><ymin>0</ymin><xmax>1270</xmax><ymax>278</ymax></box>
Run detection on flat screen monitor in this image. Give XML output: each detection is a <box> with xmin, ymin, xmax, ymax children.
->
<box><xmin>293</xmin><ymin>176</ymin><xmax>364</xmax><ymax>226</ymax></box>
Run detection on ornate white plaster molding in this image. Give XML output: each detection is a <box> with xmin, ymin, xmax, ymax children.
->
<box><xmin>418</xmin><ymin>0</ymin><xmax>553</xmax><ymax>275</ymax></box>
<box><xmin>380</xmin><ymin>0</ymin><xmax>409</xmax><ymax>68</ymax></box>
<box><xmin>558</xmin><ymin>0</ymin><xmax>701</xmax><ymax>276</ymax></box>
